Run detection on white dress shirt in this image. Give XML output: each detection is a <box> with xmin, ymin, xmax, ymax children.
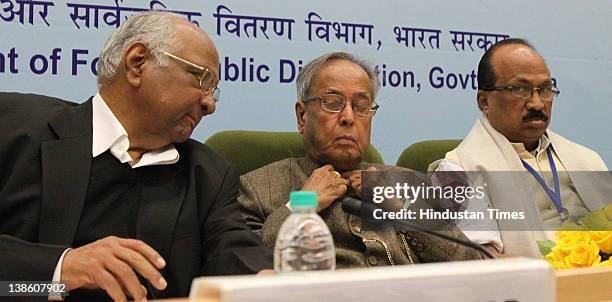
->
<box><xmin>91</xmin><ymin>93</ymin><xmax>179</xmax><ymax>167</ymax></box>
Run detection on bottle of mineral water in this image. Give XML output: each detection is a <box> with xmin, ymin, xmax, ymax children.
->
<box><xmin>274</xmin><ymin>191</ymin><xmax>336</xmax><ymax>273</ymax></box>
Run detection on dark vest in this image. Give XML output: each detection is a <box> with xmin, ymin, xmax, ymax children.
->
<box><xmin>73</xmin><ymin>151</ymin><xmax>140</xmax><ymax>247</ymax></box>
<box><xmin>69</xmin><ymin>151</ymin><xmax>177</xmax><ymax>301</ymax></box>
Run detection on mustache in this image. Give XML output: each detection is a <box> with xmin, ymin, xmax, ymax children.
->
<box><xmin>523</xmin><ymin>110</ymin><xmax>549</xmax><ymax>122</ymax></box>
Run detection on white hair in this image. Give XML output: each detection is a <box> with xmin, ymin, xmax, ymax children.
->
<box><xmin>296</xmin><ymin>52</ymin><xmax>380</xmax><ymax>102</ymax></box>
<box><xmin>96</xmin><ymin>11</ymin><xmax>183</xmax><ymax>88</ymax></box>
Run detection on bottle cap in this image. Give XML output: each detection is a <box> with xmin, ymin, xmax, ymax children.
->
<box><xmin>289</xmin><ymin>191</ymin><xmax>318</xmax><ymax>208</ymax></box>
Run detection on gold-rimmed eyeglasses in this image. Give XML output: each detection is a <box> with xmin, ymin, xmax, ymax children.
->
<box><xmin>162</xmin><ymin>51</ymin><xmax>220</xmax><ymax>102</ymax></box>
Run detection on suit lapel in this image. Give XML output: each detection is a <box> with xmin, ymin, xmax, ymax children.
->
<box><xmin>37</xmin><ymin>97</ymin><xmax>188</xmax><ymax>258</ymax></box>
<box><xmin>39</xmin><ymin>100</ymin><xmax>93</xmax><ymax>245</ymax></box>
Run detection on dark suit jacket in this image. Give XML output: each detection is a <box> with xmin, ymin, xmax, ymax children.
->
<box><xmin>0</xmin><ymin>92</ymin><xmax>272</xmax><ymax>300</ymax></box>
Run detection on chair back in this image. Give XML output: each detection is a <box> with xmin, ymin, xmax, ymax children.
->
<box><xmin>395</xmin><ymin>139</ymin><xmax>461</xmax><ymax>173</ymax></box>
<box><xmin>205</xmin><ymin>130</ymin><xmax>385</xmax><ymax>174</ymax></box>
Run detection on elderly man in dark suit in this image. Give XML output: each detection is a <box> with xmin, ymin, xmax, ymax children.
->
<box><xmin>239</xmin><ymin>52</ymin><xmax>483</xmax><ymax>268</ymax></box>
<box><xmin>0</xmin><ymin>11</ymin><xmax>270</xmax><ymax>301</ymax></box>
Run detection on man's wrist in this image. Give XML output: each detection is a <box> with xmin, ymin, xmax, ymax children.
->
<box><xmin>49</xmin><ymin>248</ymin><xmax>71</xmax><ymax>300</ymax></box>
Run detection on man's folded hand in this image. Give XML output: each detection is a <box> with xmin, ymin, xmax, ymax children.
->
<box><xmin>61</xmin><ymin>236</ymin><xmax>167</xmax><ymax>302</ymax></box>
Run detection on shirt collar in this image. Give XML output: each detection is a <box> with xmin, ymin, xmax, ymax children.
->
<box><xmin>91</xmin><ymin>93</ymin><xmax>179</xmax><ymax>168</ymax></box>
<box><xmin>510</xmin><ymin>134</ymin><xmax>552</xmax><ymax>159</ymax></box>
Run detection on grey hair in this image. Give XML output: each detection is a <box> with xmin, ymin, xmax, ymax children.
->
<box><xmin>296</xmin><ymin>52</ymin><xmax>380</xmax><ymax>101</ymax></box>
<box><xmin>97</xmin><ymin>11</ymin><xmax>183</xmax><ymax>88</ymax></box>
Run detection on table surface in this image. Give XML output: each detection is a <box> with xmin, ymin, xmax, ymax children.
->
<box><xmin>153</xmin><ymin>267</ymin><xmax>612</xmax><ymax>302</ymax></box>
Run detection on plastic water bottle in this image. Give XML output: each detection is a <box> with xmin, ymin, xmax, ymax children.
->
<box><xmin>274</xmin><ymin>191</ymin><xmax>336</xmax><ymax>272</ymax></box>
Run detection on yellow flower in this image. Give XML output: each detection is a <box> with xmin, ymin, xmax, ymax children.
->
<box><xmin>589</xmin><ymin>231</ymin><xmax>612</xmax><ymax>254</ymax></box>
<box><xmin>596</xmin><ymin>260</ymin><xmax>611</xmax><ymax>267</ymax></box>
<box><xmin>544</xmin><ymin>249</ymin><xmax>567</xmax><ymax>269</ymax></box>
<box><xmin>563</xmin><ymin>241</ymin><xmax>601</xmax><ymax>268</ymax></box>
<box><xmin>554</xmin><ymin>231</ymin><xmax>591</xmax><ymax>255</ymax></box>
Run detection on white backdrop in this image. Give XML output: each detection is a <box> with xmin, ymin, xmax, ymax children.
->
<box><xmin>1</xmin><ymin>0</ymin><xmax>610</xmax><ymax>166</ymax></box>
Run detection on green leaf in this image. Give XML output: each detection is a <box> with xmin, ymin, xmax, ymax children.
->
<box><xmin>538</xmin><ymin>240</ymin><xmax>556</xmax><ymax>256</ymax></box>
<box><xmin>578</xmin><ymin>205</ymin><xmax>612</xmax><ymax>230</ymax></box>
<box><xmin>558</xmin><ymin>221</ymin><xmax>585</xmax><ymax>231</ymax></box>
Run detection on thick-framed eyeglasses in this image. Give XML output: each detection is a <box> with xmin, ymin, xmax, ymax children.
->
<box><xmin>162</xmin><ymin>51</ymin><xmax>220</xmax><ymax>102</ymax></box>
<box><xmin>303</xmin><ymin>94</ymin><xmax>379</xmax><ymax>117</ymax></box>
<box><xmin>481</xmin><ymin>84</ymin><xmax>560</xmax><ymax>102</ymax></box>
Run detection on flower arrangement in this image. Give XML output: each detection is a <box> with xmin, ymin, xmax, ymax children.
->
<box><xmin>538</xmin><ymin>205</ymin><xmax>612</xmax><ymax>269</ymax></box>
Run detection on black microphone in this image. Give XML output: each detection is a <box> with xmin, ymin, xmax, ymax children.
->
<box><xmin>341</xmin><ymin>197</ymin><xmax>496</xmax><ymax>259</ymax></box>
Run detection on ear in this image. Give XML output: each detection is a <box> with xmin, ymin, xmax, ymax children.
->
<box><xmin>477</xmin><ymin>90</ymin><xmax>489</xmax><ymax>113</ymax></box>
<box><xmin>295</xmin><ymin>101</ymin><xmax>306</xmax><ymax>134</ymax></box>
<box><xmin>123</xmin><ymin>42</ymin><xmax>148</xmax><ymax>88</ymax></box>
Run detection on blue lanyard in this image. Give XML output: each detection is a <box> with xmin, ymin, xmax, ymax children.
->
<box><xmin>521</xmin><ymin>147</ymin><xmax>569</xmax><ymax>221</ymax></box>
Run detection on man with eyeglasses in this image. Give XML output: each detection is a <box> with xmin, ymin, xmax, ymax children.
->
<box><xmin>0</xmin><ymin>11</ymin><xmax>271</xmax><ymax>301</ymax></box>
<box><xmin>239</xmin><ymin>52</ymin><xmax>483</xmax><ymax>268</ymax></box>
<box><xmin>430</xmin><ymin>38</ymin><xmax>610</xmax><ymax>258</ymax></box>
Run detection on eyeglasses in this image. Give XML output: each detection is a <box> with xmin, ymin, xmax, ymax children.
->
<box><xmin>162</xmin><ymin>51</ymin><xmax>220</xmax><ymax>102</ymax></box>
<box><xmin>303</xmin><ymin>94</ymin><xmax>379</xmax><ymax>117</ymax></box>
<box><xmin>481</xmin><ymin>84</ymin><xmax>560</xmax><ymax>102</ymax></box>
